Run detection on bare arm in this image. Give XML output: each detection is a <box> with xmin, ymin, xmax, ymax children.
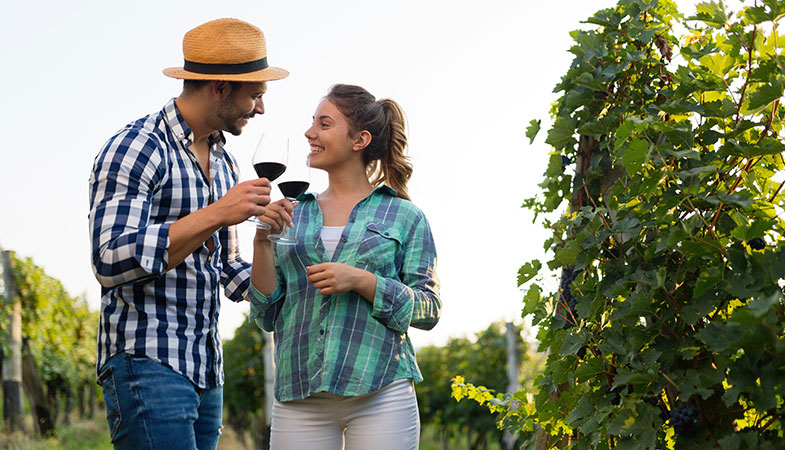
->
<box><xmin>249</xmin><ymin>199</ymin><xmax>294</xmax><ymax>295</ymax></box>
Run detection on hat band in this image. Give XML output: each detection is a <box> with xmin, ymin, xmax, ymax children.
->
<box><xmin>183</xmin><ymin>57</ymin><xmax>269</xmax><ymax>75</ymax></box>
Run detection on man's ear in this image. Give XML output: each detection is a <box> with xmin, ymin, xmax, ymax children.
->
<box><xmin>352</xmin><ymin>130</ymin><xmax>372</xmax><ymax>152</ymax></box>
<box><xmin>211</xmin><ymin>80</ymin><xmax>231</xmax><ymax>99</ymax></box>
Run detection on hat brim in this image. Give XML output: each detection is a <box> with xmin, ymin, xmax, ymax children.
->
<box><xmin>162</xmin><ymin>66</ymin><xmax>289</xmax><ymax>82</ymax></box>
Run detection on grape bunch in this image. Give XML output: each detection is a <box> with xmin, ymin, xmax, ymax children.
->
<box><xmin>560</xmin><ymin>266</ymin><xmax>579</xmax><ymax>329</ymax></box>
<box><xmin>669</xmin><ymin>402</ymin><xmax>701</xmax><ymax>434</ymax></box>
<box><xmin>747</xmin><ymin>237</ymin><xmax>766</xmax><ymax>250</ymax></box>
<box><xmin>561</xmin><ymin>155</ymin><xmax>573</xmax><ymax>170</ymax></box>
<box><xmin>738</xmin><ymin>426</ymin><xmax>779</xmax><ymax>441</ymax></box>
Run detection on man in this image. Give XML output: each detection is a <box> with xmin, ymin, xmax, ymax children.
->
<box><xmin>88</xmin><ymin>18</ymin><xmax>288</xmax><ymax>449</ymax></box>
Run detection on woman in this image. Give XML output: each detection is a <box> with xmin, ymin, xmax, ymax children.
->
<box><xmin>249</xmin><ymin>84</ymin><xmax>441</xmax><ymax>449</ymax></box>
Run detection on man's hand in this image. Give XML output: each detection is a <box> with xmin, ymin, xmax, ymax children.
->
<box><xmin>212</xmin><ymin>178</ymin><xmax>272</xmax><ymax>226</ymax></box>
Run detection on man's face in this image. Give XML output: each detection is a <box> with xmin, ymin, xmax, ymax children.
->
<box><xmin>217</xmin><ymin>81</ymin><xmax>266</xmax><ymax>136</ymax></box>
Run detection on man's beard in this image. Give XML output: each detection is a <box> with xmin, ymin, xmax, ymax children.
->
<box><xmin>217</xmin><ymin>97</ymin><xmax>249</xmax><ymax>136</ymax></box>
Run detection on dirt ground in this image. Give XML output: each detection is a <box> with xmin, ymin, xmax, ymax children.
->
<box><xmin>218</xmin><ymin>426</ymin><xmax>249</xmax><ymax>450</ymax></box>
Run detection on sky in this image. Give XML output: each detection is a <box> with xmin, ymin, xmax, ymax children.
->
<box><xmin>0</xmin><ymin>0</ymin><xmax>706</xmax><ymax>347</ymax></box>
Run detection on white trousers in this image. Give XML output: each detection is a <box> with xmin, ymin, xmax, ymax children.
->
<box><xmin>270</xmin><ymin>379</ymin><xmax>420</xmax><ymax>450</ymax></box>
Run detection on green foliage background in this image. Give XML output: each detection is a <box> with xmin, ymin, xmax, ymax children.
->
<box><xmin>222</xmin><ymin>317</ymin><xmax>268</xmax><ymax>447</ymax></box>
<box><xmin>454</xmin><ymin>0</ymin><xmax>785</xmax><ymax>449</ymax></box>
<box><xmin>0</xmin><ymin>251</ymin><xmax>98</xmax><ymax>410</ymax></box>
<box><xmin>418</xmin><ymin>322</ymin><xmax>532</xmax><ymax>448</ymax></box>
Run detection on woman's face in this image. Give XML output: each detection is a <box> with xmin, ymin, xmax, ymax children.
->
<box><xmin>304</xmin><ymin>99</ymin><xmax>359</xmax><ymax>171</ymax></box>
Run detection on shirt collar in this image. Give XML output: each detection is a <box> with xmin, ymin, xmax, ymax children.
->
<box><xmin>164</xmin><ymin>98</ymin><xmax>226</xmax><ymax>148</ymax></box>
<box><xmin>302</xmin><ymin>184</ymin><xmax>398</xmax><ymax>201</ymax></box>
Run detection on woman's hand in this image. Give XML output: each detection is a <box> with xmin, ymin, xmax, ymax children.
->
<box><xmin>306</xmin><ymin>263</ymin><xmax>377</xmax><ymax>301</ymax></box>
<box><xmin>254</xmin><ymin>198</ymin><xmax>294</xmax><ymax>241</ymax></box>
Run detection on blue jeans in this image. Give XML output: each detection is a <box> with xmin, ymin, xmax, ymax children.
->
<box><xmin>99</xmin><ymin>353</ymin><xmax>223</xmax><ymax>450</ymax></box>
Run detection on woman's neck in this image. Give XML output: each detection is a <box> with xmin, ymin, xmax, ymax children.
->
<box><xmin>322</xmin><ymin>167</ymin><xmax>373</xmax><ymax>199</ymax></box>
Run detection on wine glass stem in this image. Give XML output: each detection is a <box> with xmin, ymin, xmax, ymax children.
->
<box><xmin>281</xmin><ymin>198</ymin><xmax>297</xmax><ymax>239</ymax></box>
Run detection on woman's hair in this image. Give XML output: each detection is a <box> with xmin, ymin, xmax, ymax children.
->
<box><xmin>326</xmin><ymin>84</ymin><xmax>413</xmax><ymax>200</ymax></box>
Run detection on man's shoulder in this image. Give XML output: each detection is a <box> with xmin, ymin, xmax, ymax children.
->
<box><xmin>100</xmin><ymin>108</ymin><xmax>170</xmax><ymax>159</ymax></box>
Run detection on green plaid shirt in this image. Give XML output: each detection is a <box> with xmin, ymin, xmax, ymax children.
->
<box><xmin>249</xmin><ymin>185</ymin><xmax>441</xmax><ymax>402</ymax></box>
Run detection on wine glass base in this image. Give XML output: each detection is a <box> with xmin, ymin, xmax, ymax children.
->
<box><xmin>267</xmin><ymin>235</ymin><xmax>297</xmax><ymax>245</ymax></box>
<box><xmin>245</xmin><ymin>218</ymin><xmax>271</xmax><ymax>229</ymax></box>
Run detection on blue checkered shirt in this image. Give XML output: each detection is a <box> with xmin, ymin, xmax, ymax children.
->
<box><xmin>89</xmin><ymin>98</ymin><xmax>250</xmax><ymax>388</ymax></box>
<box><xmin>249</xmin><ymin>186</ymin><xmax>441</xmax><ymax>401</ymax></box>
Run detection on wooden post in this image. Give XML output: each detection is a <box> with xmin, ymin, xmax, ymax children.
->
<box><xmin>22</xmin><ymin>339</ymin><xmax>54</xmax><ymax>436</ymax></box>
<box><xmin>502</xmin><ymin>322</ymin><xmax>521</xmax><ymax>450</ymax></box>
<box><xmin>262</xmin><ymin>330</ymin><xmax>275</xmax><ymax>446</ymax></box>
<box><xmin>2</xmin><ymin>251</ymin><xmax>25</xmax><ymax>431</ymax></box>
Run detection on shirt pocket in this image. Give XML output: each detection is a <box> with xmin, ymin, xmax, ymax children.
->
<box><xmin>356</xmin><ymin>222</ymin><xmax>402</xmax><ymax>275</ymax></box>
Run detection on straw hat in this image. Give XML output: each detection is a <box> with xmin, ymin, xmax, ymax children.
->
<box><xmin>163</xmin><ymin>18</ymin><xmax>289</xmax><ymax>82</ymax></box>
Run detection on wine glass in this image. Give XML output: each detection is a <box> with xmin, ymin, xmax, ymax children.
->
<box><xmin>267</xmin><ymin>143</ymin><xmax>311</xmax><ymax>245</ymax></box>
<box><xmin>246</xmin><ymin>131</ymin><xmax>288</xmax><ymax>229</ymax></box>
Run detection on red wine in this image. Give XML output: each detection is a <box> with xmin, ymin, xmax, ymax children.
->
<box><xmin>278</xmin><ymin>181</ymin><xmax>309</xmax><ymax>199</ymax></box>
<box><xmin>254</xmin><ymin>162</ymin><xmax>286</xmax><ymax>181</ymax></box>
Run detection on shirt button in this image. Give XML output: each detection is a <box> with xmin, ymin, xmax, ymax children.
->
<box><xmin>319</xmin><ymin>329</ymin><xmax>324</xmax><ymax>335</ymax></box>
<box><xmin>340</xmin><ymin>236</ymin><xmax>347</xmax><ymax>243</ymax></box>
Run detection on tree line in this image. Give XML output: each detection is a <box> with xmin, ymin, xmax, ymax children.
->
<box><xmin>0</xmin><ymin>250</ymin><xmax>100</xmax><ymax>438</ymax></box>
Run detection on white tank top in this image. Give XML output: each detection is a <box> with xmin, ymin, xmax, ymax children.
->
<box><xmin>320</xmin><ymin>226</ymin><xmax>345</xmax><ymax>259</ymax></box>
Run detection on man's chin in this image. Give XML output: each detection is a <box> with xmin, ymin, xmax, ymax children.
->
<box><xmin>224</xmin><ymin>123</ymin><xmax>244</xmax><ymax>136</ymax></box>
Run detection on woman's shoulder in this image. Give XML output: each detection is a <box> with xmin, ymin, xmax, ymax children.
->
<box><xmin>374</xmin><ymin>191</ymin><xmax>431</xmax><ymax>227</ymax></box>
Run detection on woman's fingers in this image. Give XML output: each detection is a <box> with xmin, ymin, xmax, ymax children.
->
<box><xmin>261</xmin><ymin>202</ymin><xmax>293</xmax><ymax>232</ymax></box>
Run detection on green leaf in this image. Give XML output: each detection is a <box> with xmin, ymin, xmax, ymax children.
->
<box><xmin>573</xmin><ymin>71</ymin><xmax>608</xmax><ymax>92</ymax></box>
<box><xmin>578</xmin><ymin>113</ymin><xmax>621</xmax><ymax>136</ymax></box>
<box><xmin>622</xmin><ymin>139</ymin><xmax>649</xmax><ymax>176</ymax></box>
<box><xmin>614</xmin><ymin>119</ymin><xmax>636</xmax><ymax>149</ymax></box>
<box><xmin>517</xmin><ymin>260</ymin><xmax>542</xmax><ymax>286</ymax></box>
<box><xmin>677</xmin><ymin>164</ymin><xmax>717</xmax><ymax>179</ymax></box>
<box><xmin>583</xmin><ymin>9</ymin><xmax>622</xmax><ymax>28</ymax></box>
<box><xmin>546</xmin><ymin>116</ymin><xmax>577</xmax><ymax>149</ymax></box>
<box><xmin>695</xmin><ymin>322</ymin><xmax>745</xmax><ymax>352</ymax></box>
<box><xmin>553</xmin><ymin>242</ymin><xmax>580</xmax><ymax>267</ymax></box>
<box><xmin>699</xmin><ymin>53</ymin><xmax>736</xmax><ymax>77</ymax></box>
<box><xmin>693</xmin><ymin>267</ymin><xmax>723</xmax><ymax>298</ymax></box>
<box><xmin>663</xmin><ymin>125</ymin><xmax>695</xmax><ymax>149</ymax></box>
<box><xmin>702</xmin><ymin>98</ymin><xmax>737</xmax><ymax>118</ymax></box>
<box><xmin>744</xmin><ymin>288</ymin><xmax>783</xmax><ymax>318</ymax></box>
<box><xmin>560</xmin><ymin>329</ymin><xmax>587</xmax><ymax>355</ymax></box>
<box><xmin>690</xmin><ymin>1</ymin><xmax>729</xmax><ymax>28</ymax></box>
<box><xmin>526</xmin><ymin>119</ymin><xmax>541</xmax><ymax>144</ymax></box>
<box><xmin>742</xmin><ymin>1</ymin><xmax>785</xmax><ymax>25</ymax></box>
<box><xmin>706</xmin><ymin>193</ymin><xmax>754</xmax><ymax>209</ymax></box>
<box><xmin>574</xmin><ymin>356</ymin><xmax>603</xmax><ymax>382</ymax></box>
<box><xmin>522</xmin><ymin>284</ymin><xmax>542</xmax><ymax>316</ymax></box>
<box><xmin>720</xmin><ymin>138</ymin><xmax>785</xmax><ymax>158</ymax></box>
<box><xmin>742</xmin><ymin>76</ymin><xmax>785</xmax><ymax>114</ymax></box>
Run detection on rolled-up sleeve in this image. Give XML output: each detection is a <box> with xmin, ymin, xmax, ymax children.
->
<box><xmin>89</xmin><ymin>130</ymin><xmax>169</xmax><ymax>288</ymax></box>
<box><xmin>370</xmin><ymin>212</ymin><xmax>441</xmax><ymax>333</ymax></box>
<box><xmin>248</xmin><ymin>277</ymin><xmax>285</xmax><ymax>332</ymax></box>
<box><xmin>220</xmin><ymin>223</ymin><xmax>251</xmax><ymax>302</ymax></box>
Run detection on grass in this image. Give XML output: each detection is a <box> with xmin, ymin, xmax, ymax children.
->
<box><xmin>419</xmin><ymin>424</ymin><xmax>504</xmax><ymax>450</ymax></box>
<box><xmin>0</xmin><ymin>415</ymin><xmax>112</xmax><ymax>450</ymax></box>
<box><xmin>1</xmin><ymin>416</ymin><xmax>505</xmax><ymax>449</ymax></box>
